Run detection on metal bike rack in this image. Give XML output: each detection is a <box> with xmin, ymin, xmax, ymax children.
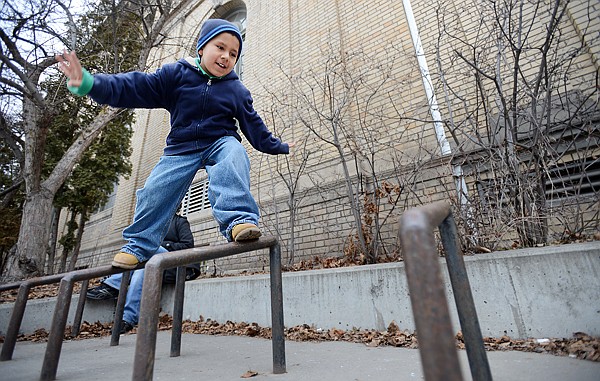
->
<box><xmin>0</xmin><ymin>265</ymin><xmax>135</xmax><ymax>368</ymax></box>
<box><xmin>1</xmin><ymin>273</ymin><xmax>67</xmax><ymax>362</ymax></box>
<box><xmin>39</xmin><ymin>265</ymin><xmax>141</xmax><ymax>380</ymax></box>
<box><xmin>399</xmin><ymin>201</ymin><xmax>492</xmax><ymax>381</ymax></box>
<box><xmin>131</xmin><ymin>236</ymin><xmax>286</xmax><ymax>380</ymax></box>
<box><xmin>1</xmin><ymin>236</ymin><xmax>285</xmax><ymax>380</ymax></box>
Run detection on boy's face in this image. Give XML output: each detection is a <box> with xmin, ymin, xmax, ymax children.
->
<box><xmin>198</xmin><ymin>32</ymin><xmax>240</xmax><ymax>77</ymax></box>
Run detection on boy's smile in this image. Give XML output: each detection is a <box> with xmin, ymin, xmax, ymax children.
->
<box><xmin>198</xmin><ymin>32</ymin><xmax>240</xmax><ymax>77</ymax></box>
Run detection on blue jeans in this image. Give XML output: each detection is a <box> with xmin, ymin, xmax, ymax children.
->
<box><xmin>102</xmin><ymin>247</ymin><xmax>168</xmax><ymax>325</ymax></box>
<box><xmin>121</xmin><ymin>136</ymin><xmax>259</xmax><ymax>262</ymax></box>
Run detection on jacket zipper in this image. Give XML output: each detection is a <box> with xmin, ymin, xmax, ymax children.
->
<box><xmin>200</xmin><ymin>79</ymin><xmax>210</xmax><ymax>122</ymax></box>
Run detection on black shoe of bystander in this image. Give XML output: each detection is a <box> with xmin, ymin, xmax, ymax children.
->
<box><xmin>86</xmin><ymin>283</ymin><xmax>119</xmax><ymax>300</ymax></box>
<box><xmin>120</xmin><ymin>321</ymin><xmax>135</xmax><ymax>334</ymax></box>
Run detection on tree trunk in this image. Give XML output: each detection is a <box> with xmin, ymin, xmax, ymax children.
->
<box><xmin>59</xmin><ymin>211</ymin><xmax>77</xmax><ymax>274</ymax></box>
<box><xmin>46</xmin><ymin>206</ymin><xmax>61</xmax><ymax>274</ymax></box>
<box><xmin>2</xmin><ymin>108</ymin><xmax>120</xmax><ymax>281</ymax></box>
<box><xmin>337</xmin><ymin>143</ymin><xmax>368</xmax><ymax>256</ymax></box>
<box><xmin>67</xmin><ymin>212</ymin><xmax>87</xmax><ymax>272</ymax></box>
<box><xmin>3</xmin><ymin>189</ymin><xmax>54</xmax><ymax>281</ymax></box>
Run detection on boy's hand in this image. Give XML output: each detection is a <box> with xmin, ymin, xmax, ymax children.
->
<box><xmin>55</xmin><ymin>50</ymin><xmax>83</xmax><ymax>87</ymax></box>
<box><xmin>286</xmin><ymin>142</ymin><xmax>296</xmax><ymax>149</ymax></box>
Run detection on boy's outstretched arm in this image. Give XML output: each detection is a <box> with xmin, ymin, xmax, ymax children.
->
<box><xmin>55</xmin><ymin>50</ymin><xmax>83</xmax><ymax>87</ymax></box>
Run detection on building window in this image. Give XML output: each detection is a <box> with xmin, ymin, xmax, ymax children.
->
<box><xmin>223</xmin><ymin>10</ymin><xmax>246</xmax><ymax>79</ymax></box>
<box><xmin>95</xmin><ymin>183</ymin><xmax>118</xmax><ymax>213</ymax></box>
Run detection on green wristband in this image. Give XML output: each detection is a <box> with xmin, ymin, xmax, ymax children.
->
<box><xmin>67</xmin><ymin>68</ymin><xmax>94</xmax><ymax>96</ymax></box>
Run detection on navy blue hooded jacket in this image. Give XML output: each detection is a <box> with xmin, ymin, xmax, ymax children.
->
<box><xmin>87</xmin><ymin>57</ymin><xmax>289</xmax><ymax>156</ymax></box>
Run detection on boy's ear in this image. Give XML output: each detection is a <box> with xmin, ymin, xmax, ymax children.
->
<box><xmin>198</xmin><ymin>49</ymin><xmax>203</xmax><ymax>57</ymax></box>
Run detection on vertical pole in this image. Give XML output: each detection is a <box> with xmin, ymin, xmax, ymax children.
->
<box><xmin>400</xmin><ymin>210</ymin><xmax>463</xmax><ymax>381</ymax></box>
<box><xmin>269</xmin><ymin>243</ymin><xmax>286</xmax><ymax>374</ymax></box>
<box><xmin>71</xmin><ymin>279</ymin><xmax>89</xmax><ymax>337</ymax></box>
<box><xmin>170</xmin><ymin>266</ymin><xmax>186</xmax><ymax>357</ymax></box>
<box><xmin>132</xmin><ymin>263</ymin><xmax>163</xmax><ymax>381</ymax></box>
<box><xmin>440</xmin><ymin>213</ymin><xmax>492</xmax><ymax>381</ymax></box>
<box><xmin>111</xmin><ymin>271</ymin><xmax>131</xmax><ymax>346</ymax></box>
<box><xmin>0</xmin><ymin>283</ymin><xmax>31</xmax><ymax>361</ymax></box>
<box><xmin>40</xmin><ymin>276</ymin><xmax>75</xmax><ymax>381</ymax></box>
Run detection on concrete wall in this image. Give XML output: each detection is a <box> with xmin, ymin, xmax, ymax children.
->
<box><xmin>2</xmin><ymin>242</ymin><xmax>599</xmax><ymax>339</ymax></box>
<box><xmin>0</xmin><ymin>296</ymin><xmax>115</xmax><ymax>336</ymax></box>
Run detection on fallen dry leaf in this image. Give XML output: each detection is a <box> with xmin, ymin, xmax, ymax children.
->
<box><xmin>240</xmin><ymin>370</ymin><xmax>258</xmax><ymax>378</ymax></box>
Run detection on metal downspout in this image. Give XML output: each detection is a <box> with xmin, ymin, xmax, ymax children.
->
<box><xmin>401</xmin><ymin>0</ymin><xmax>471</xmax><ymax>210</ymax></box>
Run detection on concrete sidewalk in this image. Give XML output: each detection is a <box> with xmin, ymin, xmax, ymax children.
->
<box><xmin>1</xmin><ymin>331</ymin><xmax>598</xmax><ymax>381</ymax></box>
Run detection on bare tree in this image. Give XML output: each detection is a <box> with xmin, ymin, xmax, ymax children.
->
<box><xmin>262</xmin><ymin>46</ymin><xmax>434</xmax><ymax>264</ymax></box>
<box><xmin>0</xmin><ymin>0</ymin><xmax>195</xmax><ymax>281</ymax></box>
<box><xmin>434</xmin><ymin>0</ymin><xmax>599</xmax><ymax>249</ymax></box>
<box><xmin>256</xmin><ymin>95</ymin><xmax>313</xmax><ymax>265</ymax></box>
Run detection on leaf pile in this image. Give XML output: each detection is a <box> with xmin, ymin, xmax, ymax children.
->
<box><xmin>0</xmin><ymin>282</ymin><xmax>87</xmax><ymax>304</ymax></box>
<box><xmin>1</xmin><ymin>316</ymin><xmax>597</xmax><ymax>362</ymax></box>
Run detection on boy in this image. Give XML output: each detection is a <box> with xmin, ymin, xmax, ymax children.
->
<box><xmin>56</xmin><ymin>19</ymin><xmax>293</xmax><ymax>269</ymax></box>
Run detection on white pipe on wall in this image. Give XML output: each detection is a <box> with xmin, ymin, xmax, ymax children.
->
<box><xmin>401</xmin><ymin>0</ymin><xmax>473</xmax><ymax>226</ymax></box>
<box><xmin>402</xmin><ymin>0</ymin><xmax>452</xmax><ymax>156</ymax></box>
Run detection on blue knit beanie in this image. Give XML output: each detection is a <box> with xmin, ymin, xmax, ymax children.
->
<box><xmin>196</xmin><ymin>19</ymin><xmax>243</xmax><ymax>62</ymax></box>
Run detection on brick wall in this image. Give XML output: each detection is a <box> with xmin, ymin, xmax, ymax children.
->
<box><xmin>72</xmin><ymin>0</ymin><xmax>599</xmax><ymax>272</ymax></box>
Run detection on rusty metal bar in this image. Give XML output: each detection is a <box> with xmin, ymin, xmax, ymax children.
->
<box><xmin>40</xmin><ymin>275</ymin><xmax>76</xmax><ymax>381</ymax></box>
<box><xmin>440</xmin><ymin>213</ymin><xmax>493</xmax><ymax>381</ymax></box>
<box><xmin>400</xmin><ymin>201</ymin><xmax>463</xmax><ymax>381</ymax></box>
<box><xmin>132</xmin><ymin>236</ymin><xmax>285</xmax><ymax>380</ymax></box>
<box><xmin>269</xmin><ymin>241</ymin><xmax>286</xmax><ymax>374</ymax></box>
<box><xmin>71</xmin><ymin>279</ymin><xmax>89</xmax><ymax>337</ymax></box>
<box><xmin>1</xmin><ymin>273</ymin><xmax>66</xmax><ymax>361</ymax></box>
<box><xmin>133</xmin><ymin>260</ymin><xmax>163</xmax><ymax>381</ymax></box>
<box><xmin>38</xmin><ymin>264</ymin><xmax>144</xmax><ymax>380</ymax></box>
<box><xmin>0</xmin><ymin>283</ymin><xmax>32</xmax><ymax>361</ymax></box>
<box><xmin>1</xmin><ymin>264</ymin><xmax>141</xmax><ymax>368</ymax></box>
<box><xmin>0</xmin><ymin>281</ymin><xmax>22</xmax><ymax>292</ymax></box>
<box><xmin>399</xmin><ymin>201</ymin><xmax>492</xmax><ymax>381</ymax></box>
<box><xmin>111</xmin><ymin>270</ymin><xmax>132</xmax><ymax>346</ymax></box>
<box><xmin>170</xmin><ymin>266</ymin><xmax>186</xmax><ymax>357</ymax></box>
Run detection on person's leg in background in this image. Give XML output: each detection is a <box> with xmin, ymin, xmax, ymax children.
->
<box><xmin>89</xmin><ymin>246</ymin><xmax>169</xmax><ymax>333</ymax></box>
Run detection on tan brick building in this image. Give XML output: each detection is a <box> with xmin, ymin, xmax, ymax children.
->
<box><xmin>71</xmin><ymin>0</ymin><xmax>599</xmax><ymax>273</ymax></box>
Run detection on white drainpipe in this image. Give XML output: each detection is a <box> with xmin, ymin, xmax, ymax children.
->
<box><xmin>402</xmin><ymin>0</ymin><xmax>472</xmax><ymax>214</ymax></box>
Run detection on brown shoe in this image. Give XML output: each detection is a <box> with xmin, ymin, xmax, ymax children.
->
<box><xmin>112</xmin><ymin>252</ymin><xmax>140</xmax><ymax>269</ymax></box>
<box><xmin>231</xmin><ymin>223</ymin><xmax>261</xmax><ymax>242</ymax></box>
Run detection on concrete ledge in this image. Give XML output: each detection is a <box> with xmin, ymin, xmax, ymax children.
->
<box><xmin>2</xmin><ymin>242</ymin><xmax>599</xmax><ymax>339</ymax></box>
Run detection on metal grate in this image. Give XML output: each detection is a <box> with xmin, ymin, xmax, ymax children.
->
<box><xmin>545</xmin><ymin>157</ymin><xmax>600</xmax><ymax>200</ymax></box>
<box><xmin>181</xmin><ymin>179</ymin><xmax>211</xmax><ymax>215</ymax></box>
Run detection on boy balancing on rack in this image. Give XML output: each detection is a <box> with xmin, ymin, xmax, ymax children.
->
<box><xmin>56</xmin><ymin>19</ymin><xmax>294</xmax><ymax>269</ymax></box>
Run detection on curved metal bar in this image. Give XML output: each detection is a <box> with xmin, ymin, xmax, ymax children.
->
<box><xmin>132</xmin><ymin>236</ymin><xmax>284</xmax><ymax>380</ymax></box>
<box><xmin>400</xmin><ymin>204</ymin><xmax>463</xmax><ymax>381</ymax></box>
<box><xmin>399</xmin><ymin>201</ymin><xmax>492</xmax><ymax>381</ymax></box>
<box><xmin>1</xmin><ymin>273</ymin><xmax>67</xmax><ymax>361</ymax></box>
